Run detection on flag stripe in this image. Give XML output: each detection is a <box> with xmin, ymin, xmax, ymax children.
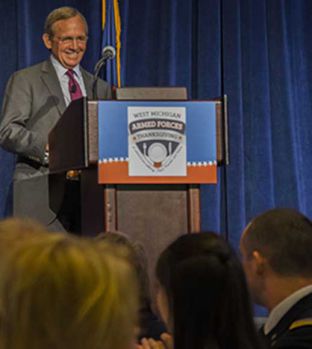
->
<box><xmin>102</xmin><ymin>0</ymin><xmax>106</xmax><ymax>29</ymax></box>
<box><xmin>113</xmin><ymin>0</ymin><xmax>121</xmax><ymax>87</ymax></box>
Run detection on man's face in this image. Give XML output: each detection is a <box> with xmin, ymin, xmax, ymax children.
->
<box><xmin>43</xmin><ymin>15</ymin><xmax>87</xmax><ymax>69</ymax></box>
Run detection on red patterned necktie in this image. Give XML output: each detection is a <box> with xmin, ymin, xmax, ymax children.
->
<box><xmin>66</xmin><ymin>69</ymin><xmax>83</xmax><ymax>101</ymax></box>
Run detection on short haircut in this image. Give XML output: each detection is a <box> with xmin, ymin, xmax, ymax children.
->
<box><xmin>44</xmin><ymin>6</ymin><xmax>88</xmax><ymax>37</ymax></box>
<box><xmin>243</xmin><ymin>208</ymin><xmax>312</xmax><ymax>277</ymax></box>
<box><xmin>0</xmin><ymin>233</ymin><xmax>138</xmax><ymax>349</ymax></box>
<box><xmin>156</xmin><ymin>232</ymin><xmax>262</xmax><ymax>349</ymax></box>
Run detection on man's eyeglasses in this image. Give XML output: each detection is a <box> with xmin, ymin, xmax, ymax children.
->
<box><xmin>54</xmin><ymin>36</ymin><xmax>88</xmax><ymax>45</ymax></box>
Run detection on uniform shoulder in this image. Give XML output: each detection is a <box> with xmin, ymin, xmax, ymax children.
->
<box><xmin>273</xmin><ymin>320</ymin><xmax>312</xmax><ymax>349</ymax></box>
<box><xmin>289</xmin><ymin>318</ymin><xmax>312</xmax><ymax>331</ymax></box>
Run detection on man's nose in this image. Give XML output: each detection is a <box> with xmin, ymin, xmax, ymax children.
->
<box><xmin>69</xmin><ymin>38</ymin><xmax>79</xmax><ymax>50</ymax></box>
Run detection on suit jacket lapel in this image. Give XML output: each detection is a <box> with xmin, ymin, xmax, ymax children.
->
<box><xmin>81</xmin><ymin>68</ymin><xmax>94</xmax><ymax>99</ymax></box>
<box><xmin>40</xmin><ymin>59</ymin><xmax>67</xmax><ymax>116</ymax></box>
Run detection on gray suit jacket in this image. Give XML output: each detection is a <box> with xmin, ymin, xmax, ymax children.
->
<box><xmin>0</xmin><ymin>59</ymin><xmax>111</xmax><ymax>228</ymax></box>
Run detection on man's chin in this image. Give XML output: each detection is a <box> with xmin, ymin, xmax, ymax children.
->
<box><xmin>63</xmin><ymin>60</ymin><xmax>82</xmax><ymax>69</ymax></box>
<box><xmin>61</xmin><ymin>56</ymin><xmax>84</xmax><ymax>69</ymax></box>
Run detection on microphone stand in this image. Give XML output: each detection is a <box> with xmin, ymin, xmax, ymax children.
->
<box><xmin>92</xmin><ymin>53</ymin><xmax>114</xmax><ymax>100</ymax></box>
<box><xmin>92</xmin><ymin>46</ymin><xmax>116</xmax><ymax>100</ymax></box>
<box><xmin>92</xmin><ymin>59</ymin><xmax>106</xmax><ymax>100</ymax></box>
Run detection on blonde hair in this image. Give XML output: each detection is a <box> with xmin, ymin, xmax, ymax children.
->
<box><xmin>0</xmin><ymin>217</ymin><xmax>46</xmax><ymax>237</ymax></box>
<box><xmin>0</xmin><ymin>218</ymin><xmax>47</xmax><ymax>258</ymax></box>
<box><xmin>0</xmin><ymin>233</ymin><xmax>138</xmax><ymax>349</ymax></box>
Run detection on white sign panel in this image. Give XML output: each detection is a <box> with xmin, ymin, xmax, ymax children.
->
<box><xmin>128</xmin><ymin>106</ymin><xmax>186</xmax><ymax>176</ymax></box>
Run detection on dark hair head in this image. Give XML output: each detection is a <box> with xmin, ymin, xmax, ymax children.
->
<box><xmin>44</xmin><ymin>7</ymin><xmax>88</xmax><ymax>37</ymax></box>
<box><xmin>243</xmin><ymin>208</ymin><xmax>312</xmax><ymax>277</ymax></box>
<box><xmin>156</xmin><ymin>233</ymin><xmax>261</xmax><ymax>349</ymax></box>
<box><xmin>96</xmin><ymin>231</ymin><xmax>150</xmax><ymax>304</ymax></box>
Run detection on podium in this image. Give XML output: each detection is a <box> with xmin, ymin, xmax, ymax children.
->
<box><xmin>49</xmin><ymin>88</ymin><xmax>227</xmax><ymax>284</ymax></box>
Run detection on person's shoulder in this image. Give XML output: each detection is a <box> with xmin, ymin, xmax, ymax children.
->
<box><xmin>9</xmin><ymin>60</ymin><xmax>49</xmax><ymax>80</ymax></box>
<box><xmin>273</xmin><ymin>319</ymin><xmax>312</xmax><ymax>349</ymax></box>
<box><xmin>80</xmin><ymin>66</ymin><xmax>112</xmax><ymax>99</ymax></box>
<box><xmin>80</xmin><ymin>67</ymin><xmax>110</xmax><ymax>86</ymax></box>
<box><xmin>289</xmin><ymin>318</ymin><xmax>312</xmax><ymax>331</ymax></box>
<box><xmin>97</xmin><ymin>76</ymin><xmax>110</xmax><ymax>88</ymax></box>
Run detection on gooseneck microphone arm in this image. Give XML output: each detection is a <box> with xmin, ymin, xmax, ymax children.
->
<box><xmin>92</xmin><ymin>46</ymin><xmax>116</xmax><ymax>100</ymax></box>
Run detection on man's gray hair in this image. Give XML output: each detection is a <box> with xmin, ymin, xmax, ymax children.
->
<box><xmin>44</xmin><ymin>7</ymin><xmax>88</xmax><ymax>37</ymax></box>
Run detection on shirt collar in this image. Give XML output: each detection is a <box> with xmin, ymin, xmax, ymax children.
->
<box><xmin>50</xmin><ymin>55</ymin><xmax>82</xmax><ymax>80</ymax></box>
<box><xmin>264</xmin><ymin>285</ymin><xmax>312</xmax><ymax>334</ymax></box>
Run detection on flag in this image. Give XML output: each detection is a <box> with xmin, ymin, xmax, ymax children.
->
<box><xmin>101</xmin><ymin>0</ymin><xmax>122</xmax><ymax>87</ymax></box>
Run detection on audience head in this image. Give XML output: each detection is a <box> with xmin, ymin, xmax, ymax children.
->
<box><xmin>240</xmin><ymin>208</ymin><xmax>312</xmax><ymax>309</ymax></box>
<box><xmin>0</xmin><ymin>217</ymin><xmax>46</xmax><ymax>253</ymax></box>
<box><xmin>96</xmin><ymin>231</ymin><xmax>151</xmax><ymax>305</ymax></box>
<box><xmin>97</xmin><ymin>231</ymin><xmax>168</xmax><ymax>341</ymax></box>
<box><xmin>0</xmin><ymin>232</ymin><xmax>138</xmax><ymax>349</ymax></box>
<box><xmin>156</xmin><ymin>232</ymin><xmax>260</xmax><ymax>349</ymax></box>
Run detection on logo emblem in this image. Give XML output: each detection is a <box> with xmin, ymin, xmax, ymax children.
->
<box><xmin>128</xmin><ymin>107</ymin><xmax>186</xmax><ymax>176</ymax></box>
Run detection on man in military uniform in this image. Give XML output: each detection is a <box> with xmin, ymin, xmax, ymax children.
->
<box><xmin>240</xmin><ymin>208</ymin><xmax>312</xmax><ymax>348</ymax></box>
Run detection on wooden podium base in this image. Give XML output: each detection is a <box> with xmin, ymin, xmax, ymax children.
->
<box><xmin>80</xmin><ymin>166</ymin><xmax>200</xmax><ymax>295</ymax></box>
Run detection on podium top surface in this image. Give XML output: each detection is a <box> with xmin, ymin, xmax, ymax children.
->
<box><xmin>115</xmin><ymin>87</ymin><xmax>187</xmax><ymax>100</ymax></box>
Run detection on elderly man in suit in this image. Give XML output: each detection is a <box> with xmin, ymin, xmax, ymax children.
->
<box><xmin>0</xmin><ymin>7</ymin><xmax>111</xmax><ymax>232</ymax></box>
<box><xmin>240</xmin><ymin>208</ymin><xmax>312</xmax><ymax>349</ymax></box>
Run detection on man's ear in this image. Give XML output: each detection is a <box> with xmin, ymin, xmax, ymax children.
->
<box><xmin>252</xmin><ymin>250</ymin><xmax>268</xmax><ymax>276</ymax></box>
<box><xmin>42</xmin><ymin>33</ymin><xmax>52</xmax><ymax>50</ymax></box>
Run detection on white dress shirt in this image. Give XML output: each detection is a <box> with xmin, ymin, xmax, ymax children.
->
<box><xmin>50</xmin><ymin>55</ymin><xmax>87</xmax><ymax>106</ymax></box>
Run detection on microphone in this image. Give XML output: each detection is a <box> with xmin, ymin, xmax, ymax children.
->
<box><xmin>101</xmin><ymin>45</ymin><xmax>116</xmax><ymax>60</ymax></box>
<box><xmin>94</xmin><ymin>46</ymin><xmax>116</xmax><ymax>76</ymax></box>
<box><xmin>92</xmin><ymin>46</ymin><xmax>116</xmax><ymax>100</ymax></box>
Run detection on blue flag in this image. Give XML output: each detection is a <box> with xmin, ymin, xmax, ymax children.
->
<box><xmin>101</xmin><ymin>0</ymin><xmax>122</xmax><ymax>87</ymax></box>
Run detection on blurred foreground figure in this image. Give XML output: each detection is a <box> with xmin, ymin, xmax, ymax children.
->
<box><xmin>97</xmin><ymin>231</ymin><xmax>166</xmax><ymax>341</ymax></box>
<box><xmin>0</xmin><ymin>227</ymin><xmax>138</xmax><ymax>349</ymax></box>
<box><xmin>140</xmin><ymin>232</ymin><xmax>263</xmax><ymax>349</ymax></box>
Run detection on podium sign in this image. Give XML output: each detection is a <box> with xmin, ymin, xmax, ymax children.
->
<box><xmin>98</xmin><ymin>101</ymin><xmax>217</xmax><ymax>184</ymax></box>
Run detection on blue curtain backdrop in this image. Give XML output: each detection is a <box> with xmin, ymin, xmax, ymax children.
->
<box><xmin>1</xmin><ymin>0</ymin><xmax>312</xmax><ymax>258</ymax></box>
